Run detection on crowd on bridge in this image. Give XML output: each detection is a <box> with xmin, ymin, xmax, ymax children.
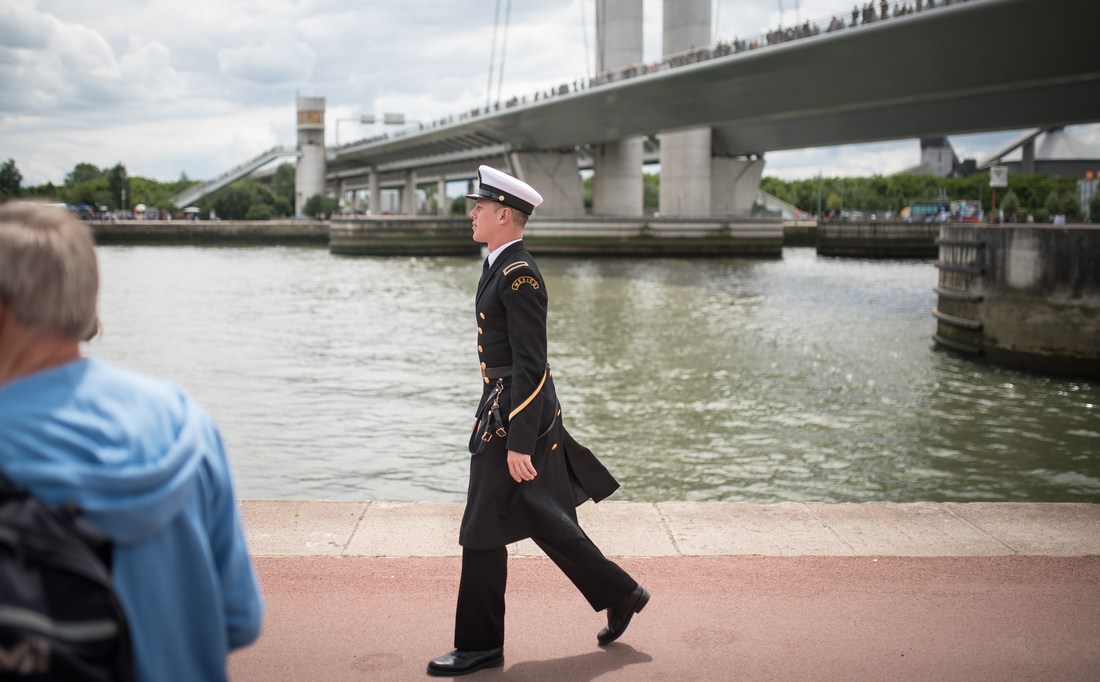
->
<box><xmin>332</xmin><ymin>0</ymin><xmax>973</xmax><ymax>151</ymax></box>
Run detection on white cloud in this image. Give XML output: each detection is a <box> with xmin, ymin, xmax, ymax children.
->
<box><xmin>218</xmin><ymin>34</ymin><xmax>316</xmax><ymax>87</ymax></box>
<box><xmin>2</xmin><ymin>0</ymin><xmax>1097</xmax><ymax>187</ymax></box>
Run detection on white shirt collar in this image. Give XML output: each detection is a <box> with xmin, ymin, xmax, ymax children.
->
<box><xmin>487</xmin><ymin>239</ymin><xmax>522</xmax><ymax>267</ymax></box>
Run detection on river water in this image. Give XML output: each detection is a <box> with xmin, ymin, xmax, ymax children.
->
<box><xmin>86</xmin><ymin>245</ymin><xmax>1100</xmax><ymax>503</ymax></box>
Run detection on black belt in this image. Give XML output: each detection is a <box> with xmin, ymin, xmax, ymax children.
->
<box><xmin>481</xmin><ymin>365</ymin><xmax>512</xmax><ymax>382</ymax></box>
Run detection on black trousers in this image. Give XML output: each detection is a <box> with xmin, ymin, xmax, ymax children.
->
<box><xmin>454</xmin><ymin>532</ymin><xmax>638</xmax><ymax>650</ymax></box>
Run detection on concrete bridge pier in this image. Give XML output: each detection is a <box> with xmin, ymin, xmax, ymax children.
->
<box><xmin>712</xmin><ymin>156</ymin><xmax>765</xmax><ymax>215</ymax></box>
<box><xmin>508</xmin><ymin>151</ymin><xmax>585</xmax><ymax>218</ymax></box>
<box><xmin>368</xmin><ymin>171</ymin><xmax>380</xmax><ymax>215</ymax></box>
<box><xmin>659</xmin><ymin>0</ymin><xmax>719</xmax><ymax>218</ymax></box>
<box><xmin>400</xmin><ymin>169</ymin><xmax>417</xmax><ymax>215</ymax></box>
<box><xmin>592</xmin><ymin>0</ymin><xmax>644</xmax><ymax>218</ymax></box>
<box><xmin>659</xmin><ymin>128</ymin><xmax>713</xmax><ymax>216</ymax></box>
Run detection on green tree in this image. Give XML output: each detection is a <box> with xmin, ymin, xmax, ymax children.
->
<box><xmin>302</xmin><ymin>194</ymin><xmax>338</xmax><ymax>219</ymax></box>
<box><xmin>1000</xmin><ymin>189</ymin><xmax>1020</xmax><ymax>220</ymax></box>
<box><xmin>106</xmin><ymin>163</ymin><xmax>130</xmax><ymax>210</ymax></box>
<box><xmin>65</xmin><ymin>163</ymin><xmax>103</xmax><ymax>187</ymax></box>
<box><xmin>0</xmin><ymin>159</ymin><xmax>22</xmax><ymax>200</ymax></box>
<box><xmin>270</xmin><ymin>163</ymin><xmax>295</xmax><ymax>216</ymax></box>
<box><xmin>245</xmin><ymin>204</ymin><xmax>273</xmax><ymax>220</ymax></box>
<box><xmin>643</xmin><ymin>172</ymin><xmax>659</xmax><ymax>213</ymax></box>
<box><xmin>199</xmin><ymin>178</ymin><xmax>278</xmax><ymax>220</ymax></box>
<box><xmin>1089</xmin><ymin>192</ymin><xmax>1100</xmax><ymax>223</ymax></box>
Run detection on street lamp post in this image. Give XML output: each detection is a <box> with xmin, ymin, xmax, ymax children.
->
<box><xmin>335</xmin><ymin>115</ymin><xmax>374</xmax><ymax>146</ymax></box>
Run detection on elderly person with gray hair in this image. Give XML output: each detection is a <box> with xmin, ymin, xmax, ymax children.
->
<box><xmin>0</xmin><ymin>201</ymin><xmax>263</xmax><ymax>682</ymax></box>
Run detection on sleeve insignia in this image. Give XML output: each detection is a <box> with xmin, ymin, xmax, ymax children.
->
<box><xmin>511</xmin><ymin>275</ymin><xmax>540</xmax><ymax>291</ymax></box>
<box><xmin>502</xmin><ymin>261</ymin><xmax>529</xmax><ymax>276</ymax></box>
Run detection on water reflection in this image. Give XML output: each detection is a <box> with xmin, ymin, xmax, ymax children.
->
<box><xmin>88</xmin><ymin>246</ymin><xmax>1099</xmax><ymax>503</ymax></box>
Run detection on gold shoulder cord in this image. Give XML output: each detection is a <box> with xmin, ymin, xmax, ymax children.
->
<box><xmin>509</xmin><ymin>368</ymin><xmax>547</xmax><ymax>421</ymax></box>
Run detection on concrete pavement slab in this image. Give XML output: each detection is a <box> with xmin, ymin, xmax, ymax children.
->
<box><xmin>805</xmin><ymin>502</ymin><xmax>1014</xmax><ymax>556</ymax></box>
<box><xmin>655</xmin><ymin>502</ymin><xmax>852</xmax><ymax>555</ymax></box>
<box><xmin>242</xmin><ymin>500</ymin><xmax>367</xmax><ymax>556</ymax></box>
<box><xmin>945</xmin><ymin>503</ymin><xmax>1100</xmax><ymax>556</ymax></box>
<box><xmin>345</xmin><ymin>502</ymin><xmax>465</xmax><ymax>557</ymax></box>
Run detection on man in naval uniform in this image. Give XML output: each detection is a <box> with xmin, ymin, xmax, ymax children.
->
<box><xmin>427</xmin><ymin>166</ymin><xmax>650</xmax><ymax>676</ymax></box>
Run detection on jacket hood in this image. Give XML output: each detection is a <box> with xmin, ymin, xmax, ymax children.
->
<box><xmin>0</xmin><ymin>359</ymin><xmax>210</xmax><ymax>545</ymax></box>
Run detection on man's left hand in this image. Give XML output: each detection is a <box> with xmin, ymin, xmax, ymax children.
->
<box><xmin>507</xmin><ymin>450</ymin><xmax>537</xmax><ymax>483</ymax></box>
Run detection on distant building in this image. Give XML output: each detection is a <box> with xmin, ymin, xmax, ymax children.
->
<box><xmin>894</xmin><ymin>137</ymin><xmax>968</xmax><ymax>178</ymax></box>
<box><xmin>992</xmin><ymin>127</ymin><xmax>1100</xmax><ymax>178</ymax></box>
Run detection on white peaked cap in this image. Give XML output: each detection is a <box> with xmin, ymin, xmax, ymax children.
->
<box><xmin>465</xmin><ymin>165</ymin><xmax>544</xmax><ymax>215</ymax></box>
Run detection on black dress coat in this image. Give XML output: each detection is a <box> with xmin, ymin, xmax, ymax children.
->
<box><xmin>458</xmin><ymin>241</ymin><xmax>619</xmax><ymax>550</ymax></box>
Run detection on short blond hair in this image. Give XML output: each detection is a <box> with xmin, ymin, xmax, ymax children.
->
<box><xmin>0</xmin><ymin>201</ymin><xmax>99</xmax><ymax>340</ymax></box>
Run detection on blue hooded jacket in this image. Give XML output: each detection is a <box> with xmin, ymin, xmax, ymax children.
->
<box><xmin>0</xmin><ymin>359</ymin><xmax>264</xmax><ymax>681</ymax></box>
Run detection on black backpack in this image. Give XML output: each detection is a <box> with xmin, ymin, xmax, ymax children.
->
<box><xmin>0</xmin><ymin>473</ymin><xmax>134</xmax><ymax>681</ymax></box>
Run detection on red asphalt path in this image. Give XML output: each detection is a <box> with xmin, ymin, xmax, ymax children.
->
<box><xmin>228</xmin><ymin>555</ymin><xmax>1100</xmax><ymax>681</ymax></box>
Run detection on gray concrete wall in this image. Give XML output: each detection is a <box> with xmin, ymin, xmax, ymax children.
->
<box><xmin>935</xmin><ymin>224</ymin><xmax>1100</xmax><ymax>378</ymax></box>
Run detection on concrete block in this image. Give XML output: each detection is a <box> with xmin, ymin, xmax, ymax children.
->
<box><xmin>344</xmin><ymin>502</ymin><xmax>465</xmax><ymax>557</ymax></box>
<box><xmin>241</xmin><ymin>500</ymin><xmax>367</xmax><ymax>556</ymax></box>
<box><xmin>657</xmin><ymin>502</ymin><xmax>850</xmax><ymax>556</ymax></box>
<box><xmin>806</xmin><ymin>502</ymin><xmax>1011</xmax><ymax>556</ymax></box>
<box><xmin>946</xmin><ymin>503</ymin><xmax>1100</xmax><ymax>556</ymax></box>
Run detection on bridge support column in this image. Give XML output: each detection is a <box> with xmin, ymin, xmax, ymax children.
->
<box><xmin>659</xmin><ymin>0</ymin><xmax>714</xmax><ymax>218</ymax></box>
<box><xmin>711</xmin><ymin>157</ymin><xmax>765</xmax><ymax>216</ymax></box>
<box><xmin>592</xmin><ymin>0</ymin><xmax>644</xmax><ymax>217</ymax></box>
<box><xmin>593</xmin><ymin>140</ymin><xmax>645</xmax><ymax>216</ymax></box>
<box><xmin>508</xmin><ymin>151</ymin><xmax>584</xmax><ymax>218</ymax></box>
<box><xmin>659</xmin><ymin>128</ymin><xmax>712</xmax><ymax>217</ymax></box>
<box><xmin>401</xmin><ymin>169</ymin><xmax>417</xmax><ymax>215</ymax></box>
<box><xmin>1021</xmin><ymin>139</ymin><xmax>1035</xmax><ymax>175</ymax></box>
<box><xmin>437</xmin><ymin>177</ymin><xmax>447</xmax><ymax>215</ymax></box>
<box><xmin>368</xmin><ymin>170</ymin><xmax>380</xmax><ymax>215</ymax></box>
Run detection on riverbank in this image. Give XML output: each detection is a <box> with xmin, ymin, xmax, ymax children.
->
<box><xmin>239</xmin><ymin>500</ymin><xmax>1100</xmax><ymax>557</ymax></box>
<box><xmin>229</xmin><ymin>501</ymin><xmax>1100</xmax><ymax>681</ymax></box>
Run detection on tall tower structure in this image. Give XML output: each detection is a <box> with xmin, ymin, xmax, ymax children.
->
<box><xmin>659</xmin><ymin>0</ymin><xmax>712</xmax><ymax>217</ymax></box>
<box><xmin>593</xmin><ymin>0</ymin><xmax>644</xmax><ymax>217</ymax></box>
<box><xmin>295</xmin><ymin>96</ymin><xmax>326</xmax><ymax>218</ymax></box>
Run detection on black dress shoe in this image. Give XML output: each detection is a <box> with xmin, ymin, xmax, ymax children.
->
<box><xmin>597</xmin><ymin>585</ymin><xmax>650</xmax><ymax>646</ymax></box>
<box><xmin>426</xmin><ymin>647</ymin><xmax>504</xmax><ymax>676</ymax></box>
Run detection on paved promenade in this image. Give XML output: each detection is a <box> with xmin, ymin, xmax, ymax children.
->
<box><xmin>229</xmin><ymin>501</ymin><xmax>1100</xmax><ymax>681</ymax></box>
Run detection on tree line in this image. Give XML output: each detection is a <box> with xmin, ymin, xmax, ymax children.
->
<box><xmin>2</xmin><ymin>157</ymin><xmax>1096</xmax><ymax>222</ymax></box>
<box><xmin>0</xmin><ymin>159</ymin><xmax>305</xmax><ymax>221</ymax></box>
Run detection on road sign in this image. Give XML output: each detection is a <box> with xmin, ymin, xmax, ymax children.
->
<box><xmin>990</xmin><ymin>166</ymin><xmax>1008</xmax><ymax>188</ymax></box>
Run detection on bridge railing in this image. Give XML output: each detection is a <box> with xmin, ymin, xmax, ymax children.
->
<box><xmin>332</xmin><ymin>0</ymin><xmax>976</xmax><ymax>150</ymax></box>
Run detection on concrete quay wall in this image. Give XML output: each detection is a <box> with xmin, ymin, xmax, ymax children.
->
<box><xmin>239</xmin><ymin>500</ymin><xmax>1100</xmax><ymax>558</ymax></box>
<box><xmin>330</xmin><ymin>216</ymin><xmax>785</xmax><ymax>257</ymax></box>
<box><xmin>817</xmin><ymin>221</ymin><xmax>940</xmax><ymax>258</ymax></box>
<box><xmin>934</xmin><ymin>223</ymin><xmax>1100</xmax><ymax>379</ymax></box>
<box><xmin>89</xmin><ymin>219</ymin><xmax>329</xmax><ymax>245</ymax></box>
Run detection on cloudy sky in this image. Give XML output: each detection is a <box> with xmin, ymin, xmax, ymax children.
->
<box><xmin>2</xmin><ymin>0</ymin><xmax>1096</xmax><ymax>187</ymax></box>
